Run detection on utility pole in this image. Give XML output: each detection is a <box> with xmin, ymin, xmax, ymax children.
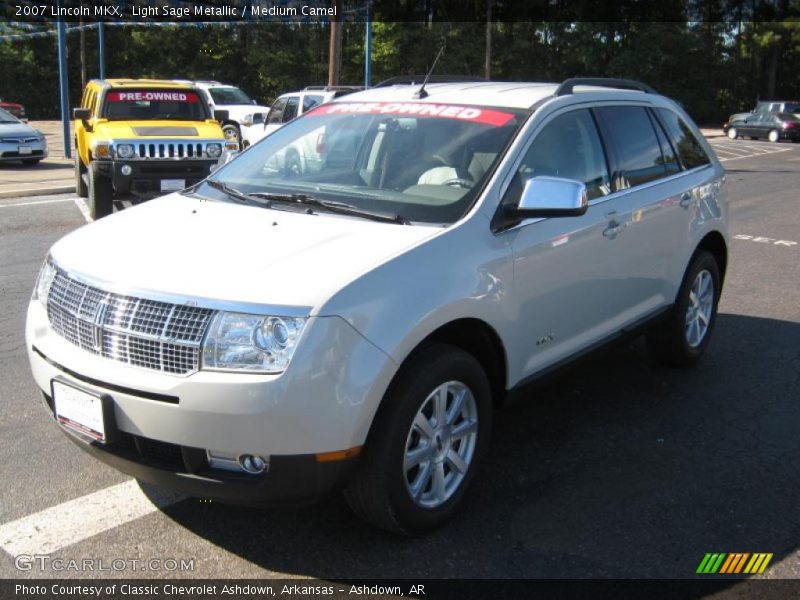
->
<box><xmin>485</xmin><ymin>0</ymin><xmax>492</xmax><ymax>79</ymax></box>
<box><xmin>79</xmin><ymin>13</ymin><xmax>87</xmax><ymax>88</ymax></box>
<box><xmin>327</xmin><ymin>0</ymin><xmax>343</xmax><ymax>86</ymax></box>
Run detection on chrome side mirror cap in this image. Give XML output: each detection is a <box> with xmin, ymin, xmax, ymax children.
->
<box><xmin>510</xmin><ymin>176</ymin><xmax>588</xmax><ymax>219</ymax></box>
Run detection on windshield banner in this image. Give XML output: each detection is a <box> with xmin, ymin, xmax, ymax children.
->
<box><xmin>106</xmin><ymin>91</ymin><xmax>199</xmax><ymax>103</ymax></box>
<box><xmin>306</xmin><ymin>102</ymin><xmax>516</xmax><ymax>127</ymax></box>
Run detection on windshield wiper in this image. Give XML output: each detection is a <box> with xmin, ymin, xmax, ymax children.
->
<box><xmin>246</xmin><ymin>192</ymin><xmax>410</xmax><ymax>225</ymax></box>
<box><xmin>205</xmin><ymin>179</ymin><xmax>255</xmax><ymax>205</ymax></box>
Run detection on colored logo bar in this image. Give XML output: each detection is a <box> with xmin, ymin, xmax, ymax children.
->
<box><xmin>696</xmin><ymin>553</ymin><xmax>773</xmax><ymax>574</ymax></box>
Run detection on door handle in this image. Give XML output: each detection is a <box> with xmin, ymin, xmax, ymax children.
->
<box><xmin>679</xmin><ymin>192</ymin><xmax>693</xmax><ymax>209</ymax></box>
<box><xmin>603</xmin><ymin>220</ymin><xmax>624</xmax><ymax>239</ymax></box>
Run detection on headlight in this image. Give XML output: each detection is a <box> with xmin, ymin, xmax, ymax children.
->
<box><xmin>116</xmin><ymin>143</ymin><xmax>135</xmax><ymax>159</ymax></box>
<box><xmin>243</xmin><ymin>114</ymin><xmax>253</xmax><ymax>127</ymax></box>
<box><xmin>206</xmin><ymin>143</ymin><xmax>222</xmax><ymax>158</ymax></box>
<box><xmin>202</xmin><ymin>312</ymin><xmax>306</xmax><ymax>373</ymax></box>
<box><xmin>33</xmin><ymin>257</ymin><xmax>57</xmax><ymax>305</ymax></box>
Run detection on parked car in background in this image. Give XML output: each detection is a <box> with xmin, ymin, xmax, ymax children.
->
<box><xmin>0</xmin><ymin>98</ymin><xmax>28</xmax><ymax>122</ymax></box>
<box><xmin>175</xmin><ymin>80</ymin><xmax>270</xmax><ymax>149</ymax></box>
<box><xmin>73</xmin><ymin>78</ymin><xmax>233</xmax><ymax>219</ymax></box>
<box><xmin>0</xmin><ymin>107</ymin><xmax>47</xmax><ymax>165</ymax></box>
<box><xmin>723</xmin><ymin>100</ymin><xmax>800</xmax><ymax>138</ymax></box>
<box><xmin>242</xmin><ymin>86</ymin><xmax>362</xmax><ymax>148</ymax></box>
<box><xmin>29</xmin><ymin>77</ymin><xmax>728</xmax><ymax>534</ymax></box>
<box><xmin>725</xmin><ymin>111</ymin><xmax>800</xmax><ymax>142</ymax></box>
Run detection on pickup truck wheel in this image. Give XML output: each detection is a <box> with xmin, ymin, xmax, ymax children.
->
<box><xmin>646</xmin><ymin>250</ymin><xmax>720</xmax><ymax>366</ymax></box>
<box><xmin>344</xmin><ymin>342</ymin><xmax>491</xmax><ymax>534</ymax></box>
<box><xmin>222</xmin><ymin>124</ymin><xmax>241</xmax><ymax>150</ymax></box>
<box><xmin>88</xmin><ymin>163</ymin><xmax>113</xmax><ymax>219</ymax></box>
<box><xmin>74</xmin><ymin>155</ymin><xmax>88</xmax><ymax>198</ymax></box>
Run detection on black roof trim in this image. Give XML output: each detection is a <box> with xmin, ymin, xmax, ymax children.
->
<box><xmin>555</xmin><ymin>78</ymin><xmax>657</xmax><ymax>96</ymax></box>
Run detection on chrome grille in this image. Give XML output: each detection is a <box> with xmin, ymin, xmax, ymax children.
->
<box><xmin>46</xmin><ymin>269</ymin><xmax>213</xmax><ymax>375</ymax></box>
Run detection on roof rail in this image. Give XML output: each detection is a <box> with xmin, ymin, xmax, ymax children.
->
<box><xmin>303</xmin><ymin>85</ymin><xmax>364</xmax><ymax>92</ymax></box>
<box><xmin>555</xmin><ymin>78</ymin><xmax>657</xmax><ymax>96</ymax></box>
<box><xmin>373</xmin><ymin>75</ymin><xmax>487</xmax><ymax>88</ymax></box>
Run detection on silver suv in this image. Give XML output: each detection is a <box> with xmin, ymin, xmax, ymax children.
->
<box><xmin>27</xmin><ymin>78</ymin><xmax>728</xmax><ymax>534</ymax></box>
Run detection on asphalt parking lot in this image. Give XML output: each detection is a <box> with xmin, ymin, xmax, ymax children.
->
<box><xmin>0</xmin><ymin>138</ymin><xmax>798</xmax><ymax>585</ymax></box>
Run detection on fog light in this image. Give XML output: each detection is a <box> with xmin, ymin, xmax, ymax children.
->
<box><xmin>239</xmin><ymin>454</ymin><xmax>267</xmax><ymax>474</ymax></box>
<box><xmin>120</xmin><ymin>165</ymin><xmax>132</xmax><ymax>176</ymax></box>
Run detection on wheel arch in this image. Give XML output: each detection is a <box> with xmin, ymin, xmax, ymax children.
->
<box><xmin>695</xmin><ymin>230</ymin><xmax>728</xmax><ymax>286</ymax></box>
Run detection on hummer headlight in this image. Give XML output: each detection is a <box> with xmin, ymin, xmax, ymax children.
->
<box><xmin>202</xmin><ymin>312</ymin><xmax>306</xmax><ymax>373</ymax></box>
<box><xmin>206</xmin><ymin>143</ymin><xmax>223</xmax><ymax>158</ymax></box>
<box><xmin>93</xmin><ymin>141</ymin><xmax>110</xmax><ymax>158</ymax></box>
<box><xmin>116</xmin><ymin>143</ymin><xmax>135</xmax><ymax>159</ymax></box>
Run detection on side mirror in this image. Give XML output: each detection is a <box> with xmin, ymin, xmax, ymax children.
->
<box><xmin>213</xmin><ymin>109</ymin><xmax>229</xmax><ymax>122</ymax></box>
<box><xmin>73</xmin><ymin>107</ymin><xmax>93</xmax><ymax>132</ymax></box>
<box><xmin>505</xmin><ymin>176</ymin><xmax>588</xmax><ymax>220</ymax></box>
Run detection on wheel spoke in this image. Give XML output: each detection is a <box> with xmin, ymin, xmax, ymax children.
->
<box><xmin>689</xmin><ymin>290</ymin><xmax>698</xmax><ymax>306</ymax></box>
<box><xmin>432</xmin><ymin>462</ymin><xmax>446</xmax><ymax>502</ymax></box>
<box><xmin>446</xmin><ymin>449</ymin><xmax>468</xmax><ymax>474</ymax></box>
<box><xmin>697</xmin><ymin>310</ymin><xmax>709</xmax><ymax>326</ymax></box>
<box><xmin>409</xmin><ymin>461</ymin><xmax>433</xmax><ymax>500</ymax></box>
<box><xmin>404</xmin><ymin>443</ymin><xmax>436</xmax><ymax>470</ymax></box>
<box><xmin>413</xmin><ymin>412</ymin><xmax>435</xmax><ymax>439</ymax></box>
<box><xmin>433</xmin><ymin>385</ymin><xmax>447</xmax><ymax>426</ymax></box>
<box><xmin>446</xmin><ymin>387</ymin><xmax>467</xmax><ymax>426</ymax></box>
<box><xmin>452</xmin><ymin>418</ymin><xmax>477</xmax><ymax>439</ymax></box>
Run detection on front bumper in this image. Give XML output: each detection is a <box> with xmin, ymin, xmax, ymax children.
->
<box><xmin>26</xmin><ymin>300</ymin><xmax>397</xmax><ymax>505</ymax></box>
<box><xmin>93</xmin><ymin>159</ymin><xmax>217</xmax><ymax>196</ymax></box>
<box><xmin>0</xmin><ymin>139</ymin><xmax>47</xmax><ymax>162</ymax></box>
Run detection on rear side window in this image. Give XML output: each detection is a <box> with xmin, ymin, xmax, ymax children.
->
<box><xmin>650</xmin><ymin>112</ymin><xmax>681</xmax><ymax>176</ymax></box>
<box><xmin>303</xmin><ymin>95</ymin><xmax>324</xmax><ymax>112</ymax></box>
<box><xmin>594</xmin><ymin>106</ymin><xmax>668</xmax><ymax>189</ymax></box>
<box><xmin>656</xmin><ymin>108</ymin><xmax>711</xmax><ymax>170</ymax></box>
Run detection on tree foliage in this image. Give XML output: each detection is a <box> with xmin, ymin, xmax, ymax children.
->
<box><xmin>1</xmin><ymin>10</ymin><xmax>799</xmax><ymax>124</ymax></box>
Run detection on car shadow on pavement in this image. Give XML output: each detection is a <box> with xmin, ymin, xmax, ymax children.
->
<box><xmin>152</xmin><ymin>313</ymin><xmax>799</xmax><ymax>580</ymax></box>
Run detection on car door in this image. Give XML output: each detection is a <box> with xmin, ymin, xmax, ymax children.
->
<box><xmin>499</xmin><ymin>107</ymin><xmax>635</xmax><ymax>376</ymax></box>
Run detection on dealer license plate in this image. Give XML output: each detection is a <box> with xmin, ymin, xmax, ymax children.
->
<box><xmin>18</xmin><ymin>146</ymin><xmax>32</xmax><ymax>155</ymax></box>
<box><xmin>161</xmin><ymin>179</ymin><xmax>185</xmax><ymax>191</ymax></box>
<box><xmin>52</xmin><ymin>380</ymin><xmax>109</xmax><ymax>443</ymax></box>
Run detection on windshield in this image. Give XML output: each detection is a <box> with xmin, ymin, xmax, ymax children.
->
<box><xmin>0</xmin><ymin>107</ymin><xmax>18</xmax><ymax>123</ymax></box>
<box><xmin>209</xmin><ymin>87</ymin><xmax>253</xmax><ymax>105</ymax></box>
<box><xmin>102</xmin><ymin>89</ymin><xmax>209</xmax><ymax>120</ymax></box>
<box><xmin>200</xmin><ymin>101</ymin><xmax>527</xmax><ymax>224</ymax></box>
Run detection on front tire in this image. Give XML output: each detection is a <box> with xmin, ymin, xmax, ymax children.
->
<box><xmin>75</xmin><ymin>154</ymin><xmax>88</xmax><ymax>198</ymax></box>
<box><xmin>727</xmin><ymin>127</ymin><xmax>738</xmax><ymax>140</ymax></box>
<box><xmin>646</xmin><ymin>250</ymin><xmax>721</xmax><ymax>366</ymax></box>
<box><xmin>768</xmin><ymin>129</ymin><xmax>780</xmax><ymax>143</ymax></box>
<box><xmin>88</xmin><ymin>163</ymin><xmax>113</xmax><ymax>220</ymax></box>
<box><xmin>344</xmin><ymin>343</ymin><xmax>492</xmax><ymax>534</ymax></box>
<box><xmin>222</xmin><ymin>123</ymin><xmax>241</xmax><ymax>150</ymax></box>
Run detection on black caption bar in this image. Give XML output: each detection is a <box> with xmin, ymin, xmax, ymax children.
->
<box><xmin>4</xmin><ymin>579</ymin><xmax>800</xmax><ymax>600</ymax></box>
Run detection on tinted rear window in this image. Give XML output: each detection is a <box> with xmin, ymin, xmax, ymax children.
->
<box><xmin>655</xmin><ymin>108</ymin><xmax>711</xmax><ymax>170</ymax></box>
<box><xmin>595</xmin><ymin>106</ymin><xmax>668</xmax><ymax>188</ymax></box>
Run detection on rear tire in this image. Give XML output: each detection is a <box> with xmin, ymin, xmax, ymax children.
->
<box><xmin>726</xmin><ymin>127</ymin><xmax>738</xmax><ymax>140</ymax></box>
<box><xmin>344</xmin><ymin>342</ymin><xmax>492</xmax><ymax>534</ymax></box>
<box><xmin>646</xmin><ymin>250</ymin><xmax>720</xmax><ymax>366</ymax></box>
<box><xmin>21</xmin><ymin>158</ymin><xmax>41</xmax><ymax>166</ymax></box>
<box><xmin>75</xmin><ymin>154</ymin><xmax>88</xmax><ymax>198</ymax></box>
<box><xmin>88</xmin><ymin>163</ymin><xmax>113</xmax><ymax>220</ymax></box>
<box><xmin>768</xmin><ymin>129</ymin><xmax>780</xmax><ymax>143</ymax></box>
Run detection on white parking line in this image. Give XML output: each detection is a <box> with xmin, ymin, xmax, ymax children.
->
<box><xmin>0</xmin><ymin>480</ymin><xmax>183</xmax><ymax>556</ymax></box>
<box><xmin>74</xmin><ymin>197</ymin><xmax>93</xmax><ymax>223</ymax></box>
<box><xmin>0</xmin><ymin>198</ymin><xmax>75</xmax><ymax>209</ymax></box>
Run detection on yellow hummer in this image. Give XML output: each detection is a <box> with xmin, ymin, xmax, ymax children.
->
<box><xmin>73</xmin><ymin>79</ymin><xmax>234</xmax><ymax>219</ymax></box>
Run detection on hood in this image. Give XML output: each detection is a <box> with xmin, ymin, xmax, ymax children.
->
<box><xmin>217</xmin><ymin>104</ymin><xmax>271</xmax><ymax>120</ymax></box>
<box><xmin>49</xmin><ymin>194</ymin><xmax>439</xmax><ymax>312</ymax></box>
<box><xmin>0</xmin><ymin>121</ymin><xmax>40</xmax><ymax>137</ymax></box>
<box><xmin>93</xmin><ymin>120</ymin><xmax>224</xmax><ymax>139</ymax></box>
